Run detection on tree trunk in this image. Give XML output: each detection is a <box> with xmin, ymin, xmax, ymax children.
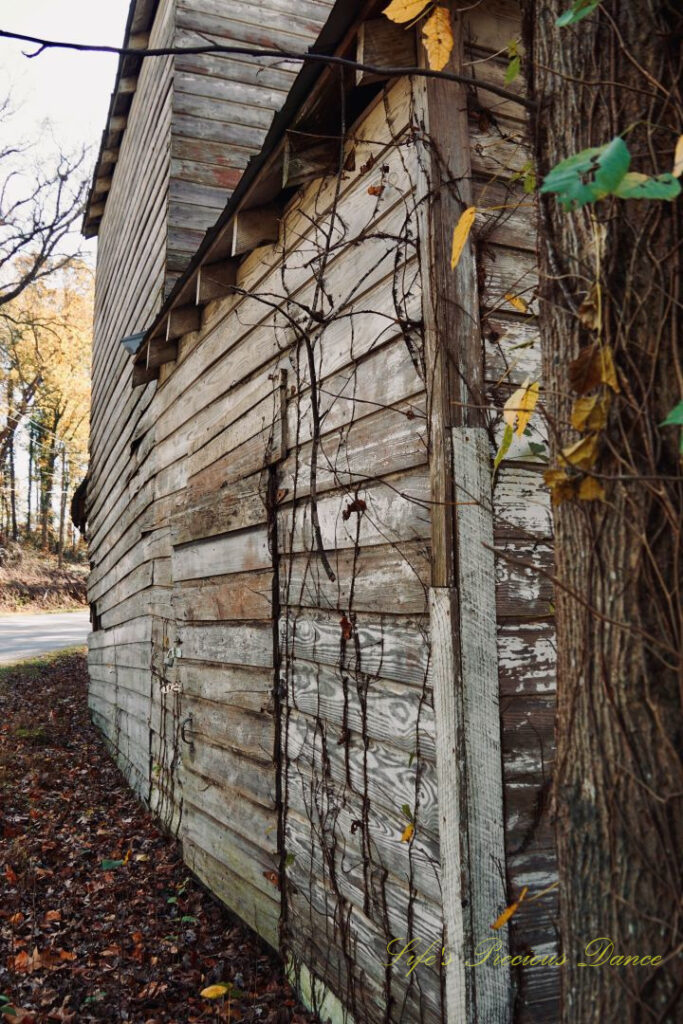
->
<box><xmin>26</xmin><ymin>425</ymin><xmax>33</xmax><ymax>535</ymax></box>
<box><xmin>522</xmin><ymin>2</ymin><xmax>682</xmax><ymax>1020</ymax></box>
<box><xmin>58</xmin><ymin>445</ymin><xmax>67</xmax><ymax>567</ymax></box>
<box><xmin>8</xmin><ymin>428</ymin><xmax>17</xmax><ymax>542</ymax></box>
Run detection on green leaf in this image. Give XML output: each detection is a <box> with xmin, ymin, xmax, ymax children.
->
<box><xmin>408</xmin><ymin>752</ymin><xmax>415</xmax><ymax>767</ymax></box>
<box><xmin>614</xmin><ymin>172</ymin><xmax>681</xmax><ymax>200</ymax></box>
<box><xmin>557</xmin><ymin>1</ymin><xmax>601</xmax><ymax>27</ymax></box>
<box><xmin>660</xmin><ymin>401</ymin><xmax>683</xmax><ymax>427</ymax></box>
<box><xmin>181</xmin><ymin>915</ymin><xmax>199</xmax><ymax>923</ymax></box>
<box><xmin>529</xmin><ymin>442</ymin><xmax>547</xmax><ymax>457</ymax></box>
<box><xmin>494</xmin><ymin>424</ymin><xmax>514</xmax><ymax>473</ymax></box>
<box><xmin>504</xmin><ymin>54</ymin><xmax>520</xmax><ymax>85</ymax></box>
<box><xmin>401</xmin><ymin>803</ymin><xmax>414</xmax><ymax>823</ymax></box>
<box><xmin>284</xmin><ymin>853</ymin><xmax>295</xmax><ymax>867</ymax></box>
<box><xmin>541</xmin><ymin>137</ymin><xmax>630</xmax><ymax>209</ymax></box>
<box><xmin>101</xmin><ymin>859</ymin><xmax>125</xmax><ymax>870</ymax></box>
<box><xmin>660</xmin><ymin>400</ymin><xmax>683</xmax><ymax>455</ymax></box>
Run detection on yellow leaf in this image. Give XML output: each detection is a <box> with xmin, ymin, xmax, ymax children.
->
<box><xmin>577</xmin><ymin>476</ymin><xmax>606</xmax><ymax>502</ymax></box>
<box><xmin>401</xmin><ymin>823</ymin><xmax>415</xmax><ymax>843</ymax></box>
<box><xmin>491</xmin><ymin>887</ymin><xmax>528</xmax><ymax>931</ymax></box>
<box><xmin>503</xmin><ymin>378</ymin><xmax>540</xmax><ymax>437</ymax></box>
<box><xmin>383</xmin><ymin>0</ymin><xmax>430</xmax><ymax>23</ymax></box>
<box><xmin>599</xmin><ymin>346</ymin><xmax>620</xmax><ymax>393</ymax></box>
<box><xmin>570</xmin><ymin>392</ymin><xmax>610</xmax><ymax>432</ymax></box>
<box><xmin>422</xmin><ymin>6</ymin><xmax>454</xmax><ymax>71</ymax></box>
<box><xmin>673</xmin><ymin>134</ymin><xmax>683</xmax><ymax>178</ymax></box>
<box><xmin>450</xmin><ymin>206</ymin><xmax>476</xmax><ymax>270</ymax></box>
<box><xmin>201</xmin><ymin>984</ymin><xmax>231</xmax><ymax>999</ymax></box>
<box><xmin>504</xmin><ymin>292</ymin><xmax>528</xmax><ymax>313</ymax></box>
<box><xmin>560</xmin><ymin>433</ymin><xmax>599</xmax><ymax>470</ymax></box>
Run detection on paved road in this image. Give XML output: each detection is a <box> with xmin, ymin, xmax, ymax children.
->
<box><xmin>0</xmin><ymin>611</ymin><xmax>91</xmax><ymax>664</ymax></box>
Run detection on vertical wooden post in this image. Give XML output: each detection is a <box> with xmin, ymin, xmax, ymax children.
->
<box><xmin>414</xmin><ymin>5</ymin><xmax>510</xmax><ymax>1021</ymax></box>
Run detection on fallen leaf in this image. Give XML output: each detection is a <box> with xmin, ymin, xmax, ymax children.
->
<box><xmin>570</xmin><ymin>392</ymin><xmax>610</xmax><ymax>431</ymax></box>
<box><xmin>578</xmin><ymin>282</ymin><xmax>601</xmax><ymax>331</ymax></box>
<box><xmin>263</xmin><ymin>870</ymin><xmax>279</xmax><ymax>888</ymax></box>
<box><xmin>674</xmin><ymin>134</ymin><xmax>683</xmax><ymax>178</ymax></box>
<box><xmin>383</xmin><ymin>0</ymin><xmax>430</xmax><ymax>24</ymax></box>
<box><xmin>504</xmin><ymin>292</ymin><xmax>528</xmax><ymax>313</ymax></box>
<box><xmin>422</xmin><ymin>6</ymin><xmax>454</xmax><ymax>71</ymax></box>
<box><xmin>200</xmin><ymin>984</ymin><xmax>232</xmax><ymax>1000</ymax></box>
<box><xmin>44</xmin><ymin>909</ymin><xmax>62</xmax><ymax>923</ymax></box>
<box><xmin>450</xmin><ymin>206</ymin><xmax>476</xmax><ymax>270</ymax></box>
<box><xmin>503</xmin><ymin>378</ymin><xmax>540</xmax><ymax>437</ymax></box>
<box><xmin>560</xmin><ymin>433</ymin><xmax>599</xmax><ymax>470</ymax></box>
<box><xmin>577</xmin><ymin>476</ymin><xmax>605</xmax><ymax>501</ymax></box>
<box><xmin>340</xmin><ymin>615</ymin><xmax>353</xmax><ymax>640</ymax></box>
<box><xmin>5</xmin><ymin>864</ymin><xmax>18</xmax><ymax>884</ymax></box>
<box><xmin>400</xmin><ymin>823</ymin><xmax>415</xmax><ymax>843</ymax></box>
<box><xmin>367</xmin><ymin>184</ymin><xmax>384</xmax><ymax>196</ymax></box>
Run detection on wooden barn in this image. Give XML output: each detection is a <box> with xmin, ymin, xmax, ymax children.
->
<box><xmin>83</xmin><ymin>1</ymin><xmax>558</xmax><ymax>1021</ymax></box>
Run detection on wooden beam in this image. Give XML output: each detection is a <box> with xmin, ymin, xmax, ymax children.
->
<box><xmin>94</xmin><ymin>176</ymin><xmax>112</xmax><ymax>195</ymax></box>
<box><xmin>147</xmin><ymin>339</ymin><xmax>178</xmax><ymax>370</ymax></box>
<box><xmin>166</xmin><ymin>305</ymin><xmax>201</xmax><ymax>341</ymax></box>
<box><xmin>196</xmin><ymin>259</ymin><xmax>239</xmax><ymax>304</ymax></box>
<box><xmin>108</xmin><ymin>115</ymin><xmax>128</xmax><ymax>132</ymax></box>
<box><xmin>231</xmin><ymin>205</ymin><xmax>282</xmax><ymax>257</ymax></box>
<box><xmin>88</xmin><ymin>202</ymin><xmax>105</xmax><ymax>220</ymax></box>
<box><xmin>118</xmin><ymin>76</ymin><xmax>138</xmax><ymax>94</ymax></box>
<box><xmin>132</xmin><ymin>361</ymin><xmax>158</xmax><ymax>387</ymax></box>
<box><xmin>100</xmin><ymin>148</ymin><xmax>120</xmax><ymax>165</ymax></box>
<box><xmin>356</xmin><ymin>18</ymin><xmax>417</xmax><ymax>87</ymax></box>
<box><xmin>129</xmin><ymin>32</ymin><xmax>150</xmax><ymax>49</ymax></box>
<box><xmin>282</xmin><ymin>133</ymin><xmax>340</xmax><ymax>188</ymax></box>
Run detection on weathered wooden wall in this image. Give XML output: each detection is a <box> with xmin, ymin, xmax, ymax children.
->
<box><xmin>169</xmin><ymin>0</ymin><xmax>335</xmax><ymax>286</ymax></box>
<box><xmin>87</xmin><ymin>0</ymin><xmax>176</xmax><ymax>801</ymax></box>
<box><xmin>86</xmin><ymin>2</ymin><xmax>558</xmax><ymax>1021</ymax></box>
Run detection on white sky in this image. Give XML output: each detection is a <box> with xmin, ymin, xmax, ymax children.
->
<box><xmin>0</xmin><ymin>0</ymin><xmax>131</xmax><ymax>154</ymax></box>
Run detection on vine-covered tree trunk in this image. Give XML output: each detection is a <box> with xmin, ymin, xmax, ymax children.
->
<box><xmin>522</xmin><ymin>2</ymin><xmax>682</xmax><ymax>1020</ymax></box>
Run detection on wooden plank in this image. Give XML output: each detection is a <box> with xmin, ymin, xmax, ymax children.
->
<box><xmin>452</xmin><ymin>426</ymin><xmax>510</xmax><ymax>1022</ymax></box>
<box><xmin>428</xmin><ymin>588</ymin><xmax>468</xmax><ymax>1022</ymax></box>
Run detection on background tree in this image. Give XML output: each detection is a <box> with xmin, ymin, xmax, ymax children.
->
<box><xmin>522</xmin><ymin>1</ymin><xmax>682</xmax><ymax>1020</ymax></box>
<box><xmin>0</xmin><ymin>261</ymin><xmax>91</xmax><ymax>547</ymax></box>
<box><xmin>0</xmin><ymin>93</ymin><xmax>88</xmax><ymax>309</ymax></box>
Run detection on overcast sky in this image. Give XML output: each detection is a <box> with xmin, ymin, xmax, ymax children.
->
<box><xmin>0</xmin><ymin>0</ymin><xmax>131</xmax><ymax>152</ymax></box>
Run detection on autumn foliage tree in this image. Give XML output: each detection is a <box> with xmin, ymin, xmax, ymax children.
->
<box><xmin>0</xmin><ymin>262</ymin><xmax>92</xmax><ymax>547</ymax></box>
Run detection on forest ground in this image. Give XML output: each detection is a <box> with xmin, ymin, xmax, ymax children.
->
<box><xmin>0</xmin><ymin>545</ymin><xmax>88</xmax><ymax>613</ymax></box>
<box><xmin>0</xmin><ymin>651</ymin><xmax>318</xmax><ymax>1024</ymax></box>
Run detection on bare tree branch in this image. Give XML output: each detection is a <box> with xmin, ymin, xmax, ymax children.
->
<box><xmin>0</xmin><ymin>28</ymin><xmax>535</xmax><ymax>109</ymax></box>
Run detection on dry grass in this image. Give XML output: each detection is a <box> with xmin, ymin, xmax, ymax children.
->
<box><xmin>0</xmin><ymin>542</ymin><xmax>87</xmax><ymax>613</ymax></box>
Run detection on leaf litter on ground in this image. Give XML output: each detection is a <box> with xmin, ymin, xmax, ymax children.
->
<box><xmin>0</xmin><ymin>652</ymin><xmax>318</xmax><ymax>1024</ymax></box>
